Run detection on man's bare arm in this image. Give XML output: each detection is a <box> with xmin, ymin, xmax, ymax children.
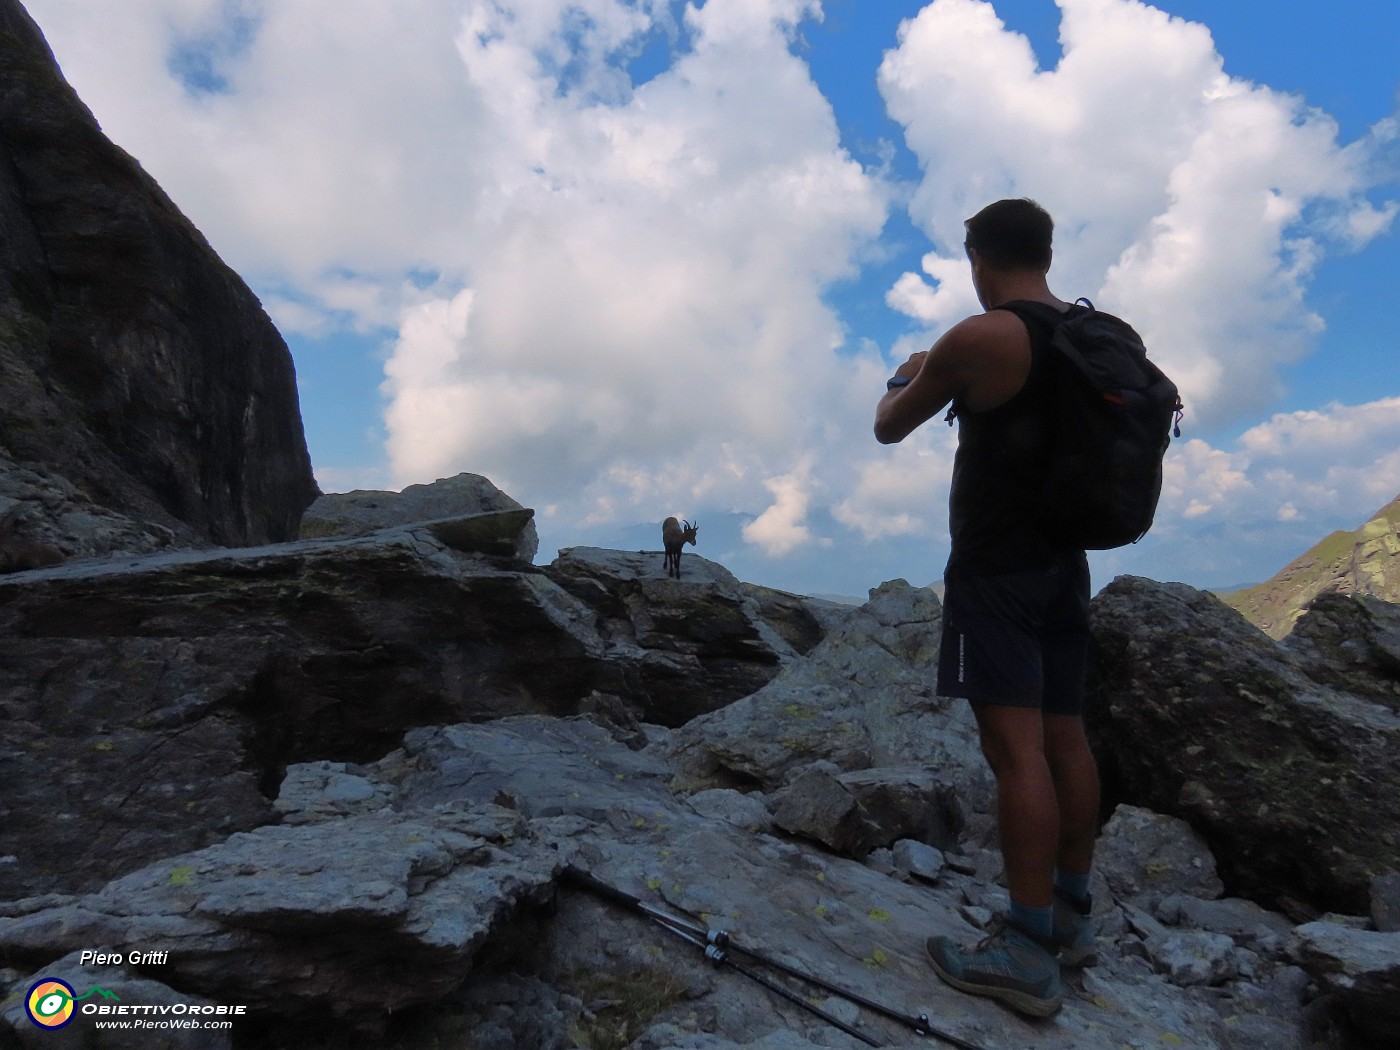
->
<box><xmin>875</xmin><ymin>316</ymin><xmax>981</xmax><ymax>444</ymax></box>
<box><xmin>874</xmin><ymin>311</ymin><xmax>1030</xmax><ymax>444</ymax></box>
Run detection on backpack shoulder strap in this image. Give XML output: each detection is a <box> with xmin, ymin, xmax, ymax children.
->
<box><xmin>992</xmin><ymin>298</ymin><xmax>1089</xmax><ymax>336</ymax></box>
<box><xmin>1006</xmin><ymin>299</ymin><xmax>1157</xmax><ymax>391</ymax></box>
<box><xmin>988</xmin><ymin>298</ymin><xmax>1069</xmax><ymax>342</ymax></box>
<box><xmin>993</xmin><ymin>298</ymin><xmax>1090</xmax><ymax>368</ymax></box>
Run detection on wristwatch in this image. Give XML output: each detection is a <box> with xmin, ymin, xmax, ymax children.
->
<box><xmin>886</xmin><ymin>375</ymin><xmax>912</xmax><ymax>390</ymax></box>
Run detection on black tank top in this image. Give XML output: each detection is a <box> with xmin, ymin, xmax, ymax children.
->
<box><xmin>946</xmin><ymin>301</ymin><xmax>1082</xmax><ymax>575</ymax></box>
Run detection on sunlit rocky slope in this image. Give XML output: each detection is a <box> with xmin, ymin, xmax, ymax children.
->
<box><xmin>1221</xmin><ymin>495</ymin><xmax>1400</xmax><ymax>639</ymax></box>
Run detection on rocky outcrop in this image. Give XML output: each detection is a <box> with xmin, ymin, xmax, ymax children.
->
<box><xmin>0</xmin><ymin>800</ymin><xmax>562</xmax><ymax>1043</ymax></box>
<box><xmin>1282</xmin><ymin>589</ymin><xmax>1400</xmax><ymax>713</ymax></box>
<box><xmin>0</xmin><ymin>0</ymin><xmax>317</xmax><ymax>551</ymax></box>
<box><xmin>543</xmin><ymin>546</ymin><xmax>839</xmax><ymax>725</ymax></box>
<box><xmin>661</xmin><ymin>579</ymin><xmax>972</xmax><ymax>788</ymax></box>
<box><xmin>1222</xmin><ymin>494</ymin><xmax>1400</xmax><ymax>638</ymax></box>
<box><xmin>0</xmin><ymin>460</ymin><xmax>179</xmax><ymax>570</ymax></box>
<box><xmin>1291</xmin><ymin>920</ymin><xmax>1400</xmax><ymax>1045</ymax></box>
<box><xmin>1090</xmin><ymin>576</ymin><xmax>1400</xmax><ymax>917</ymax></box>
<box><xmin>5</xmin><ymin>714</ymin><xmax>1398</xmax><ymax>1049</ymax></box>
<box><xmin>300</xmin><ymin>472</ymin><xmax>539</xmax><ymax>563</ymax></box>
<box><xmin>0</xmin><ymin>512</ymin><xmax>825</xmax><ymax>902</ymax></box>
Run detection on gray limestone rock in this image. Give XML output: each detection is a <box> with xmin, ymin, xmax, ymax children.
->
<box><xmin>1290</xmin><ymin>921</ymin><xmax>1400</xmax><ymax>1045</ymax></box>
<box><xmin>0</xmin><ymin>470</ymin><xmax>179</xmax><ymax>573</ymax></box>
<box><xmin>1095</xmin><ymin>805</ymin><xmax>1226</xmax><ymax>910</ymax></box>
<box><xmin>686</xmin><ymin>789</ymin><xmax>774</xmax><ymax>832</ymax></box>
<box><xmin>770</xmin><ymin>764</ymin><xmax>962</xmax><ymax>859</ymax></box>
<box><xmin>0</xmin><ymin>805</ymin><xmax>561</xmax><ymax>1038</ymax></box>
<box><xmin>299</xmin><ymin>473</ymin><xmax>539</xmax><ymax>563</ymax></box>
<box><xmin>543</xmin><ymin>546</ymin><xmax>817</xmax><ymax>725</ymax></box>
<box><xmin>660</xmin><ymin>580</ymin><xmax>990</xmax><ymax>833</ymax></box>
<box><xmin>1156</xmin><ymin>893</ymin><xmax>1294</xmax><ymax>956</ymax></box>
<box><xmin>273</xmin><ymin>761</ymin><xmax>394</xmax><ymax>825</ymax></box>
<box><xmin>0</xmin><ymin>528</ymin><xmax>604</xmax><ymax>900</ymax></box>
<box><xmin>1284</xmin><ymin>589</ymin><xmax>1400</xmax><ymax>712</ymax></box>
<box><xmin>7</xmin><ymin>0</ymin><xmax>1400</xmax><ymax>1045</ymax></box>
<box><xmin>0</xmin><ymin>708</ymin><xmax>1364</xmax><ymax>1050</ymax></box>
<box><xmin>770</xmin><ymin>762</ymin><xmax>882</xmax><ymax>856</ymax></box>
<box><xmin>891</xmin><ymin>840</ymin><xmax>946</xmax><ymax>883</ymax></box>
<box><xmin>1148</xmin><ymin>929</ymin><xmax>1241</xmax><ymax>987</ymax></box>
<box><xmin>5</xmin><ymin>533</ymin><xmax>1392</xmax><ymax>1049</ymax></box>
<box><xmin>0</xmin><ymin>516</ymin><xmax>828</xmax><ymax>901</ymax></box>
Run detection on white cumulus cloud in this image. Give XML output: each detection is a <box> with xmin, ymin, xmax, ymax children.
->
<box><xmin>878</xmin><ymin>0</ymin><xmax>1396</xmax><ymax>428</ymax></box>
<box><xmin>21</xmin><ymin>0</ymin><xmax>1400</xmax><ymax>593</ymax></box>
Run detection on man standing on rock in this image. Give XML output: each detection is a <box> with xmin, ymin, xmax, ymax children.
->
<box><xmin>873</xmin><ymin>198</ymin><xmax>1099</xmax><ymax>1018</ymax></box>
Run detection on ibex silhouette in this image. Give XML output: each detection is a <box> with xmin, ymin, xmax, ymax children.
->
<box><xmin>661</xmin><ymin>516</ymin><xmax>698</xmax><ymax>579</ymax></box>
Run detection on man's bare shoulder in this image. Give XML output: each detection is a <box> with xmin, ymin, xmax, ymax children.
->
<box><xmin>937</xmin><ymin>309</ymin><xmax>1029</xmax><ymax>361</ymax></box>
<box><xmin>951</xmin><ymin>309</ymin><xmax>1027</xmax><ymax>339</ymax></box>
<box><xmin>936</xmin><ymin>309</ymin><xmax>1033</xmax><ymax>412</ymax></box>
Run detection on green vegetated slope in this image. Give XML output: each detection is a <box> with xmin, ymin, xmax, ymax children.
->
<box><xmin>1220</xmin><ymin>494</ymin><xmax>1400</xmax><ymax>639</ymax></box>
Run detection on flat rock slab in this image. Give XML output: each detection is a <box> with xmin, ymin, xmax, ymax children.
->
<box><xmin>0</xmin><ymin>806</ymin><xmax>562</xmax><ymax>1037</ymax></box>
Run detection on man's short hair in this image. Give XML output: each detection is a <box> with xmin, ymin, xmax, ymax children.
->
<box><xmin>964</xmin><ymin>198</ymin><xmax>1053</xmax><ymax>271</ymax></box>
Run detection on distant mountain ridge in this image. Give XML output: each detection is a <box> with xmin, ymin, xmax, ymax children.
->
<box><xmin>1221</xmin><ymin>493</ymin><xmax>1400</xmax><ymax>638</ymax></box>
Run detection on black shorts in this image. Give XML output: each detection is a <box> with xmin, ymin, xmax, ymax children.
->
<box><xmin>936</xmin><ymin>552</ymin><xmax>1091</xmax><ymax>715</ymax></box>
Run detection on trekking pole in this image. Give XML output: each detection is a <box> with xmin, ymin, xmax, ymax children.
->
<box><xmin>562</xmin><ymin>866</ymin><xmax>882</xmax><ymax>1046</ymax></box>
<box><xmin>560</xmin><ymin>866</ymin><xmax>989</xmax><ymax>1050</ymax></box>
<box><xmin>562</xmin><ymin>864</ymin><xmax>706</xmax><ymax>936</ymax></box>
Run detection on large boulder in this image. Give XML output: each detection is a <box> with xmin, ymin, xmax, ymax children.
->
<box><xmin>1090</xmin><ymin>576</ymin><xmax>1400</xmax><ymax>916</ymax></box>
<box><xmin>1291</xmin><ymin>920</ymin><xmax>1400</xmax><ymax>1045</ymax></box>
<box><xmin>0</xmin><ymin>0</ymin><xmax>317</xmax><ymax>550</ymax></box>
<box><xmin>661</xmin><ymin>580</ymin><xmax>981</xmax><ymax>788</ymax></box>
<box><xmin>542</xmin><ymin>546</ymin><xmax>835</xmax><ymax>725</ymax></box>
<box><xmin>300</xmin><ymin>473</ymin><xmax>539</xmax><ymax>563</ymax></box>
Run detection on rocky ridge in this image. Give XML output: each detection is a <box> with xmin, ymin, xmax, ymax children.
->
<box><xmin>1222</xmin><ymin>495</ymin><xmax>1400</xmax><ymax>639</ymax></box>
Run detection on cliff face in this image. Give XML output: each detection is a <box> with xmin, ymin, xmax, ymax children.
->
<box><xmin>0</xmin><ymin>0</ymin><xmax>317</xmax><ymax>550</ymax></box>
<box><xmin>1222</xmin><ymin>495</ymin><xmax>1400</xmax><ymax>639</ymax></box>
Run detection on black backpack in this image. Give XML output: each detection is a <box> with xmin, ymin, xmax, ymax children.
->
<box><xmin>997</xmin><ymin>298</ymin><xmax>1183</xmax><ymax>550</ymax></box>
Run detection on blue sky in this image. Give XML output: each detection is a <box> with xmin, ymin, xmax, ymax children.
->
<box><xmin>25</xmin><ymin>0</ymin><xmax>1400</xmax><ymax>598</ymax></box>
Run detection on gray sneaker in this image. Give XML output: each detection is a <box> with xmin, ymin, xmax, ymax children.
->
<box><xmin>926</xmin><ymin>920</ymin><xmax>1063</xmax><ymax>1018</ymax></box>
<box><xmin>1053</xmin><ymin>890</ymin><xmax>1097</xmax><ymax>968</ymax></box>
